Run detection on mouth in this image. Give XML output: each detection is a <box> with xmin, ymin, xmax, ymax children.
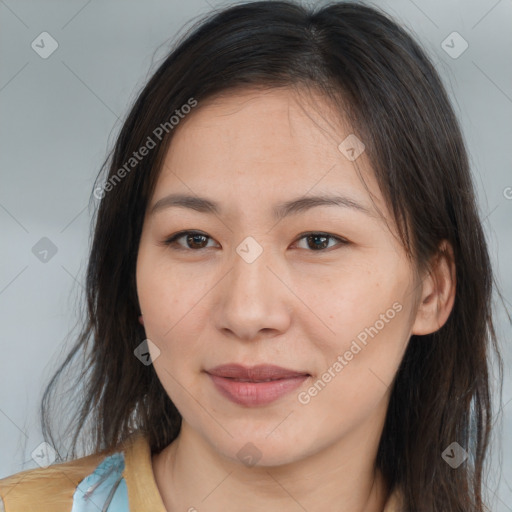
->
<box><xmin>205</xmin><ymin>364</ymin><xmax>310</xmax><ymax>406</ymax></box>
<box><xmin>206</xmin><ymin>363</ymin><xmax>309</xmax><ymax>380</ymax></box>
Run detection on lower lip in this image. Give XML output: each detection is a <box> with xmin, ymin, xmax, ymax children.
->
<box><xmin>207</xmin><ymin>373</ymin><xmax>309</xmax><ymax>407</ymax></box>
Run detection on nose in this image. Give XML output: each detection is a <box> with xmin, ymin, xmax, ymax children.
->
<box><xmin>212</xmin><ymin>248</ymin><xmax>293</xmax><ymax>342</ymax></box>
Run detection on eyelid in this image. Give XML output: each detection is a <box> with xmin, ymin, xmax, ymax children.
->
<box><xmin>161</xmin><ymin>230</ymin><xmax>350</xmax><ymax>252</ymax></box>
<box><xmin>161</xmin><ymin>230</ymin><xmax>216</xmax><ymax>251</ymax></box>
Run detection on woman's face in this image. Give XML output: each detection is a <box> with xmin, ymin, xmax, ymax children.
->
<box><xmin>136</xmin><ymin>87</ymin><xmax>423</xmax><ymax>466</ymax></box>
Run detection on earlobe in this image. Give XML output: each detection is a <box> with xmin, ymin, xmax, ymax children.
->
<box><xmin>411</xmin><ymin>240</ymin><xmax>456</xmax><ymax>336</ymax></box>
<box><xmin>138</xmin><ymin>314</ymin><xmax>144</xmax><ymax>326</ymax></box>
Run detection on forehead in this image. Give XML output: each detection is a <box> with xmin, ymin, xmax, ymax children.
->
<box><xmin>151</xmin><ymin>86</ymin><xmax>387</xmax><ymax>221</ymax></box>
<box><xmin>171</xmin><ymin>86</ymin><xmax>352</xmax><ymax>164</ymax></box>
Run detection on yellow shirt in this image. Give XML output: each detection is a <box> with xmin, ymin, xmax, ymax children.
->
<box><xmin>0</xmin><ymin>431</ymin><xmax>402</xmax><ymax>511</ymax></box>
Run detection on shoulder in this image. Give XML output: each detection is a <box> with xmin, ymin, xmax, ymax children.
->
<box><xmin>0</xmin><ymin>447</ymin><xmax>120</xmax><ymax>512</ymax></box>
<box><xmin>0</xmin><ymin>431</ymin><xmax>164</xmax><ymax>512</ymax></box>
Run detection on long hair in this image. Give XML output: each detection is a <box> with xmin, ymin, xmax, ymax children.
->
<box><xmin>40</xmin><ymin>2</ymin><xmax>505</xmax><ymax>510</ymax></box>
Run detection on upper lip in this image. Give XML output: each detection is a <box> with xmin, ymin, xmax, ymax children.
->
<box><xmin>205</xmin><ymin>364</ymin><xmax>309</xmax><ymax>381</ymax></box>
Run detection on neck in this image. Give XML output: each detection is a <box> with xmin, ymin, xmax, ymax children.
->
<box><xmin>152</xmin><ymin>411</ymin><xmax>390</xmax><ymax>512</ymax></box>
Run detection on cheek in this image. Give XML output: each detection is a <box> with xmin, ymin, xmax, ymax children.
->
<box><xmin>137</xmin><ymin>246</ymin><xmax>190</xmax><ymax>328</ymax></box>
<box><xmin>137</xmin><ymin>262</ymin><xmax>207</xmax><ymax>411</ymax></box>
<box><xmin>296</xmin><ymin>259</ymin><xmax>412</xmax><ymax>379</ymax></box>
<box><xmin>297</xmin><ymin>302</ymin><xmax>410</xmax><ymax>436</ymax></box>
<box><xmin>297</xmin><ymin>260</ymin><xmax>402</xmax><ymax>332</ymax></box>
<box><xmin>136</xmin><ymin>256</ymin><xmax>211</xmax><ymax>368</ymax></box>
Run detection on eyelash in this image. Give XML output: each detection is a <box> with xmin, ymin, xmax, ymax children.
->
<box><xmin>161</xmin><ymin>230</ymin><xmax>349</xmax><ymax>253</ymax></box>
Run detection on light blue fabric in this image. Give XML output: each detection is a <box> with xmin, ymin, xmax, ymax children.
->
<box><xmin>71</xmin><ymin>452</ymin><xmax>129</xmax><ymax>511</ymax></box>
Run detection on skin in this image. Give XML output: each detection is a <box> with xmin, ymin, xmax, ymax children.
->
<box><xmin>135</xmin><ymin>86</ymin><xmax>456</xmax><ymax>512</ymax></box>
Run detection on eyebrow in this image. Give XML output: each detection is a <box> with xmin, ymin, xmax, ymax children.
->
<box><xmin>149</xmin><ymin>193</ymin><xmax>372</xmax><ymax>220</ymax></box>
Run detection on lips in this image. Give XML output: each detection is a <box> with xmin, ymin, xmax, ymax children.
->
<box><xmin>206</xmin><ymin>364</ymin><xmax>309</xmax><ymax>381</ymax></box>
<box><xmin>205</xmin><ymin>364</ymin><xmax>310</xmax><ymax>406</ymax></box>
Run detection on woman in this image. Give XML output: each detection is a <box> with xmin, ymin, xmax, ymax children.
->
<box><xmin>0</xmin><ymin>1</ymin><xmax>504</xmax><ymax>511</ymax></box>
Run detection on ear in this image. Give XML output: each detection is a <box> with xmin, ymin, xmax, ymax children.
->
<box><xmin>411</xmin><ymin>240</ymin><xmax>456</xmax><ymax>336</ymax></box>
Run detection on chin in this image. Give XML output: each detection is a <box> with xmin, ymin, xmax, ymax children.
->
<box><xmin>208</xmin><ymin>430</ymin><xmax>309</xmax><ymax>469</ymax></box>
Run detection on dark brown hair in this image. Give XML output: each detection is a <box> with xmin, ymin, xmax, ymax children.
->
<box><xmin>40</xmin><ymin>2</ymin><xmax>505</xmax><ymax>510</ymax></box>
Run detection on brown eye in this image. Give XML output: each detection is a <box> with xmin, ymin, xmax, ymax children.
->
<box><xmin>162</xmin><ymin>230</ymin><xmax>349</xmax><ymax>253</ymax></box>
<box><xmin>184</xmin><ymin>233</ymin><xmax>209</xmax><ymax>249</ymax></box>
<box><xmin>163</xmin><ymin>231</ymin><xmax>216</xmax><ymax>251</ymax></box>
<box><xmin>294</xmin><ymin>232</ymin><xmax>349</xmax><ymax>252</ymax></box>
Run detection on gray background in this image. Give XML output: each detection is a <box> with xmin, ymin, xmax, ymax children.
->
<box><xmin>0</xmin><ymin>0</ymin><xmax>510</xmax><ymax>509</ymax></box>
